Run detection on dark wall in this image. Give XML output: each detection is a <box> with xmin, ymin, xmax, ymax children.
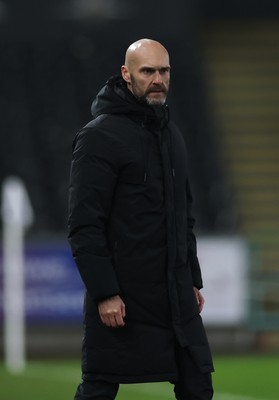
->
<box><xmin>2</xmin><ymin>0</ymin><xmax>273</xmax><ymax>234</ymax></box>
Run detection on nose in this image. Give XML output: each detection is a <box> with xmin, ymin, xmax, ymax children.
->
<box><xmin>153</xmin><ymin>70</ymin><xmax>163</xmax><ymax>84</ymax></box>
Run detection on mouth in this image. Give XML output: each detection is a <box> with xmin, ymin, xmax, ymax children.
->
<box><xmin>148</xmin><ymin>86</ymin><xmax>167</xmax><ymax>94</ymax></box>
<box><xmin>148</xmin><ymin>89</ymin><xmax>166</xmax><ymax>95</ymax></box>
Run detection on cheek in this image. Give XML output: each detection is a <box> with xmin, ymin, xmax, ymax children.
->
<box><xmin>138</xmin><ymin>80</ymin><xmax>150</xmax><ymax>94</ymax></box>
<box><xmin>164</xmin><ymin>77</ymin><xmax>170</xmax><ymax>86</ymax></box>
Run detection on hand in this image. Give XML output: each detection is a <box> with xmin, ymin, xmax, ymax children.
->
<box><xmin>193</xmin><ymin>287</ymin><xmax>205</xmax><ymax>313</ymax></box>
<box><xmin>98</xmin><ymin>295</ymin><xmax>126</xmax><ymax>328</ymax></box>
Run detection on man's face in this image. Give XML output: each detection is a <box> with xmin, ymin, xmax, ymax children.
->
<box><xmin>129</xmin><ymin>65</ymin><xmax>170</xmax><ymax>106</ymax></box>
<box><xmin>122</xmin><ymin>44</ymin><xmax>171</xmax><ymax>106</ymax></box>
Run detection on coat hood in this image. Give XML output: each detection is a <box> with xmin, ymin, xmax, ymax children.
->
<box><xmin>91</xmin><ymin>75</ymin><xmax>169</xmax><ymax>127</ymax></box>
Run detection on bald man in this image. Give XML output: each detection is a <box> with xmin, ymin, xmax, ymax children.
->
<box><xmin>121</xmin><ymin>38</ymin><xmax>170</xmax><ymax>106</ymax></box>
<box><xmin>68</xmin><ymin>38</ymin><xmax>214</xmax><ymax>400</ymax></box>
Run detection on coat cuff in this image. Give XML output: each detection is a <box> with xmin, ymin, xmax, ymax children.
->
<box><xmin>74</xmin><ymin>254</ymin><xmax>120</xmax><ymax>302</ymax></box>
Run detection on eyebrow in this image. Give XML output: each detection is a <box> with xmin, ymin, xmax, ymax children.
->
<box><xmin>139</xmin><ymin>66</ymin><xmax>171</xmax><ymax>73</ymax></box>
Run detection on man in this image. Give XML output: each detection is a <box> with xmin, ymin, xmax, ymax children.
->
<box><xmin>68</xmin><ymin>38</ymin><xmax>214</xmax><ymax>400</ymax></box>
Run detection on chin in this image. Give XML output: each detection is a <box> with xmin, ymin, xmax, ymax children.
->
<box><xmin>146</xmin><ymin>97</ymin><xmax>166</xmax><ymax>106</ymax></box>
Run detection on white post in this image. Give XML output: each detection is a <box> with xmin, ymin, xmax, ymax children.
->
<box><xmin>1</xmin><ymin>177</ymin><xmax>33</xmax><ymax>373</ymax></box>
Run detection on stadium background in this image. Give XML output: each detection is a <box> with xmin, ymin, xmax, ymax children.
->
<box><xmin>0</xmin><ymin>1</ymin><xmax>278</xmax><ymax>399</ymax></box>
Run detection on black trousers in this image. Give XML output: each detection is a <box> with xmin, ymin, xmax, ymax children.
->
<box><xmin>74</xmin><ymin>346</ymin><xmax>213</xmax><ymax>400</ymax></box>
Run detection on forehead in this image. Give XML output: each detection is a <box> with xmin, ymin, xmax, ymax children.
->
<box><xmin>132</xmin><ymin>45</ymin><xmax>170</xmax><ymax>70</ymax></box>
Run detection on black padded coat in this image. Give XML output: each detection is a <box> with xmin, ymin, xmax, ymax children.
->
<box><xmin>68</xmin><ymin>76</ymin><xmax>214</xmax><ymax>383</ymax></box>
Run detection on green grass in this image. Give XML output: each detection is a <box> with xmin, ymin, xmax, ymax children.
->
<box><xmin>0</xmin><ymin>355</ymin><xmax>278</xmax><ymax>400</ymax></box>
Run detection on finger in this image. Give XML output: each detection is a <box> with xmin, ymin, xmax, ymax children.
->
<box><xmin>103</xmin><ymin>312</ymin><xmax>118</xmax><ymax>327</ymax></box>
<box><xmin>115</xmin><ymin>313</ymin><xmax>125</xmax><ymax>327</ymax></box>
<box><xmin>101</xmin><ymin>314</ymin><xmax>116</xmax><ymax>327</ymax></box>
<box><xmin>109</xmin><ymin>315</ymin><xmax>118</xmax><ymax>328</ymax></box>
<box><xmin>100</xmin><ymin>316</ymin><xmax>110</xmax><ymax>326</ymax></box>
<box><xmin>99</xmin><ymin>314</ymin><xmax>107</xmax><ymax>325</ymax></box>
<box><xmin>199</xmin><ymin>297</ymin><xmax>204</xmax><ymax>313</ymax></box>
<box><xmin>199</xmin><ymin>294</ymin><xmax>205</xmax><ymax>305</ymax></box>
<box><xmin>121</xmin><ymin>303</ymin><xmax>126</xmax><ymax>318</ymax></box>
<box><xmin>107</xmin><ymin>309</ymin><xmax>124</xmax><ymax>327</ymax></box>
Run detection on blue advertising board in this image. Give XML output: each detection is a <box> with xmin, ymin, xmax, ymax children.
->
<box><xmin>0</xmin><ymin>243</ymin><xmax>84</xmax><ymax>324</ymax></box>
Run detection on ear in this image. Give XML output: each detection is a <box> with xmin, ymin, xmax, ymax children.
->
<box><xmin>121</xmin><ymin>65</ymin><xmax>130</xmax><ymax>83</ymax></box>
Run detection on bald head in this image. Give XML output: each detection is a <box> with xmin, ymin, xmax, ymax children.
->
<box><xmin>124</xmin><ymin>38</ymin><xmax>169</xmax><ymax>70</ymax></box>
<box><xmin>121</xmin><ymin>39</ymin><xmax>171</xmax><ymax>106</ymax></box>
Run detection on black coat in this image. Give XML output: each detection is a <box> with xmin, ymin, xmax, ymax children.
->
<box><xmin>68</xmin><ymin>76</ymin><xmax>213</xmax><ymax>383</ymax></box>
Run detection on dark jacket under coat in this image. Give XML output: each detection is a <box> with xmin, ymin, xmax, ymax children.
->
<box><xmin>68</xmin><ymin>76</ymin><xmax>214</xmax><ymax>383</ymax></box>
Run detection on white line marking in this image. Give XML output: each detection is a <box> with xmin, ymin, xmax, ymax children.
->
<box><xmin>214</xmin><ymin>394</ymin><xmax>271</xmax><ymax>400</ymax></box>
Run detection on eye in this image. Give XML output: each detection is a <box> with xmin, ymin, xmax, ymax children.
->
<box><xmin>141</xmin><ymin>67</ymin><xmax>155</xmax><ymax>75</ymax></box>
<box><xmin>160</xmin><ymin>67</ymin><xmax>170</xmax><ymax>74</ymax></box>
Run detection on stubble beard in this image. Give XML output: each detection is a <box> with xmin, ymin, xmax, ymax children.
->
<box><xmin>130</xmin><ymin>78</ymin><xmax>169</xmax><ymax>106</ymax></box>
<box><xmin>145</xmin><ymin>95</ymin><xmax>167</xmax><ymax>106</ymax></box>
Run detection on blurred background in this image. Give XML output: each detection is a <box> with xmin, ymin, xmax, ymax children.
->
<box><xmin>0</xmin><ymin>0</ymin><xmax>278</xmax><ymax>399</ymax></box>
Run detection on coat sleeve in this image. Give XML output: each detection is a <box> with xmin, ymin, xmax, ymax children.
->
<box><xmin>186</xmin><ymin>178</ymin><xmax>203</xmax><ymax>289</ymax></box>
<box><xmin>68</xmin><ymin>124</ymin><xmax>120</xmax><ymax>302</ymax></box>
